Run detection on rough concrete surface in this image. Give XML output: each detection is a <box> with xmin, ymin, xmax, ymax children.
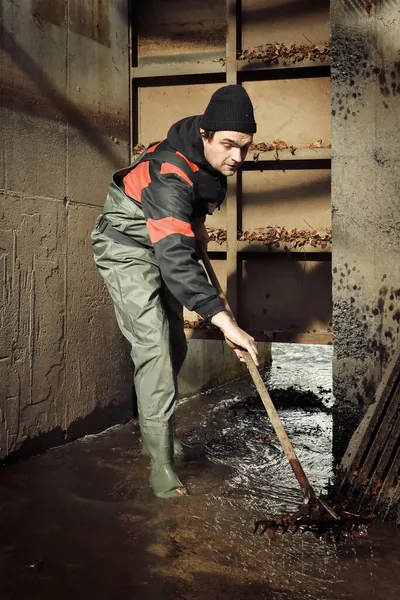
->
<box><xmin>179</xmin><ymin>340</ymin><xmax>271</xmax><ymax>397</ymax></box>
<box><xmin>242</xmin><ymin>0</ymin><xmax>330</xmax><ymax>49</ymax></box>
<box><xmin>331</xmin><ymin>1</ymin><xmax>400</xmax><ymax>457</ymax></box>
<box><xmin>0</xmin><ymin>0</ymin><xmax>131</xmax><ymax>459</ymax></box>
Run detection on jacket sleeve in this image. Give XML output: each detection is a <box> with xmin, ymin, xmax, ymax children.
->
<box><xmin>139</xmin><ymin>161</ymin><xmax>224</xmax><ymax>320</ymax></box>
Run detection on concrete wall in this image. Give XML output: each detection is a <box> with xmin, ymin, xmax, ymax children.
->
<box><xmin>0</xmin><ymin>0</ymin><xmax>133</xmax><ymax>460</ymax></box>
<box><xmin>179</xmin><ymin>340</ymin><xmax>271</xmax><ymax>397</ymax></box>
<box><xmin>331</xmin><ymin>1</ymin><xmax>400</xmax><ymax>457</ymax></box>
<box><xmin>0</xmin><ymin>0</ymin><xmax>270</xmax><ymax>461</ymax></box>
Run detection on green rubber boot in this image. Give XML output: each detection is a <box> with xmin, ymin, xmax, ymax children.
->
<box><xmin>141</xmin><ymin>424</ymin><xmax>188</xmax><ymax>499</ymax></box>
<box><xmin>141</xmin><ymin>435</ymin><xmax>183</xmax><ymax>459</ymax></box>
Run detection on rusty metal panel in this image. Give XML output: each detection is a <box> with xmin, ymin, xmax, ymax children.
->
<box><xmin>244</xmin><ymin>78</ymin><xmax>331</xmax><ymax>155</ymax></box>
<box><xmin>138</xmin><ymin>82</ymin><xmax>223</xmax><ymax>142</ymax></box>
<box><xmin>241</xmin><ymin>168</ymin><xmax>331</xmax><ymax>231</ymax></box>
<box><xmin>239</xmin><ymin>255</ymin><xmax>332</xmax><ymax>341</ymax></box>
<box><xmin>241</xmin><ymin>0</ymin><xmax>330</xmax><ymax>47</ymax></box>
<box><xmin>134</xmin><ymin>0</ymin><xmax>226</xmax><ymax>64</ymax></box>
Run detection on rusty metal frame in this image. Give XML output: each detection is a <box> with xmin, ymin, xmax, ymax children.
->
<box><xmin>225</xmin><ymin>0</ymin><xmax>240</xmax><ymax>315</ymax></box>
<box><xmin>129</xmin><ymin>0</ymin><xmax>332</xmax><ymax>344</ymax></box>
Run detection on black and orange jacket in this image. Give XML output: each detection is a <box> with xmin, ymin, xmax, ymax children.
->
<box><xmin>103</xmin><ymin>116</ymin><xmax>227</xmax><ymax>320</ymax></box>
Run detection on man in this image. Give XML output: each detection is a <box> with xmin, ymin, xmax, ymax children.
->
<box><xmin>91</xmin><ymin>84</ymin><xmax>258</xmax><ymax>499</ymax></box>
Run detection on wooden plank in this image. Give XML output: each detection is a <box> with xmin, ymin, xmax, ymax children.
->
<box><xmin>130</xmin><ymin>59</ymin><xmax>330</xmax><ymax>81</ymax></box>
<box><xmin>208</xmin><ymin>242</ymin><xmax>332</xmax><ymax>254</ymax></box>
<box><xmin>185</xmin><ymin>326</ymin><xmax>332</xmax><ymax>345</ymax></box>
<box><xmin>237</xmin><ymin>57</ymin><xmax>331</xmax><ymax>73</ymax></box>
<box><xmin>262</xmin><ymin>331</ymin><xmax>332</xmax><ymax>345</ymax></box>
<box><xmin>237</xmin><ymin>241</ymin><xmax>331</xmax><ymax>254</ymax></box>
<box><xmin>373</xmin><ymin>444</ymin><xmax>400</xmax><ymax>514</ymax></box>
<box><xmin>242</xmin><ymin>158</ymin><xmax>331</xmax><ymax>171</ymax></box>
<box><xmin>226</xmin><ymin>0</ymin><xmax>238</xmax><ymax>85</ymax></box>
<box><xmin>380</xmin><ymin>478</ymin><xmax>400</xmax><ymax>523</ymax></box>
<box><xmin>357</xmin><ymin>384</ymin><xmax>400</xmax><ymax>485</ymax></box>
<box><xmin>383</xmin><ymin>481</ymin><xmax>400</xmax><ymax>524</ymax></box>
<box><xmin>341</xmin><ymin>346</ymin><xmax>400</xmax><ymax>473</ymax></box>
<box><xmin>363</xmin><ymin>409</ymin><xmax>400</xmax><ymax>499</ymax></box>
<box><xmin>226</xmin><ymin>178</ymin><xmax>238</xmax><ymax>312</ymax></box>
<box><xmin>131</xmin><ymin>61</ymin><xmax>226</xmax><ymax>79</ymax></box>
<box><xmin>245</xmin><ymin>148</ymin><xmax>332</xmax><ymax>162</ymax></box>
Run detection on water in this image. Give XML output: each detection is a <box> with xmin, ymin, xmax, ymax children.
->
<box><xmin>187</xmin><ymin>343</ymin><xmax>334</xmax><ymax>516</ymax></box>
<box><xmin>1</xmin><ymin>343</ymin><xmax>399</xmax><ymax>600</ymax></box>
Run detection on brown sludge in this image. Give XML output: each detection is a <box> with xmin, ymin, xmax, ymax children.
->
<box><xmin>254</xmin><ymin>499</ymin><xmax>374</xmax><ymax>543</ymax></box>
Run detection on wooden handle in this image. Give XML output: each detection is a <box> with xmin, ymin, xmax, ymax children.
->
<box><xmin>199</xmin><ymin>245</ymin><xmax>315</xmax><ymax>501</ymax></box>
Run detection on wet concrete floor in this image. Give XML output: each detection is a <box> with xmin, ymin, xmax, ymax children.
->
<box><xmin>1</xmin><ymin>344</ymin><xmax>399</xmax><ymax>600</ymax></box>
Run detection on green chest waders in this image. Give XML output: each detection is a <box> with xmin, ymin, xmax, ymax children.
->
<box><xmin>90</xmin><ymin>151</ymin><xmax>197</xmax><ymax>498</ymax></box>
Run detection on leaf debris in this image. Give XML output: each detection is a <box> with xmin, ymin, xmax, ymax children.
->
<box><xmin>206</xmin><ymin>226</ymin><xmax>332</xmax><ymax>250</ymax></box>
<box><xmin>238</xmin><ymin>41</ymin><xmax>331</xmax><ymax>66</ymax></box>
<box><xmin>249</xmin><ymin>139</ymin><xmax>331</xmax><ymax>161</ymax></box>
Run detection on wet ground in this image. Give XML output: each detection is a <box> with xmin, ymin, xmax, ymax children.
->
<box><xmin>1</xmin><ymin>344</ymin><xmax>400</xmax><ymax>600</ymax></box>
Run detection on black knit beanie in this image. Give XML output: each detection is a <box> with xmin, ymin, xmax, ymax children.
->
<box><xmin>200</xmin><ymin>84</ymin><xmax>257</xmax><ymax>134</ymax></box>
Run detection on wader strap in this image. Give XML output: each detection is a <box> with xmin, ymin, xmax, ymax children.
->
<box><xmin>96</xmin><ymin>215</ymin><xmax>144</xmax><ymax>248</ymax></box>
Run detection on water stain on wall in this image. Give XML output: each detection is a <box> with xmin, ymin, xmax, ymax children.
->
<box><xmin>331</xmin><ymin>23</ymin><xmax>400</xmax><ymax>120</ymax></box>
<box><xmin>33</xmin><ymin>0</ymin><xmax>111</xmax><ymax>47</ymax></box>
<box><xmin>334</xmin><ymin>267</ymin><xmax>399</xmax><ymax>408</ymax></box>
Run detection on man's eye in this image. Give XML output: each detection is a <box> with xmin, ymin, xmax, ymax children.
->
<box><xmin>223</xmin><ymin>144</ymin><xmax>232</xmax><ymax>149</ymax></box>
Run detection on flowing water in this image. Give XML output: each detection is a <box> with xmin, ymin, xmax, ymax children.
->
<box><xmin>0</xmin><ymin>343</ymin><xmax>399</xmax><ymax>600</ymax></box>
<box><xmin>192</xmin><ymin>343</ymin><xmax>335</xmax><ymax>518</ymax></box>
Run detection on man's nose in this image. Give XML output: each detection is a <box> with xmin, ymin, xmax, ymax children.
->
<box><xmin>231</xmin><ymin>148</ymin><xmax>242</xmax><ymax>163</ymax></box>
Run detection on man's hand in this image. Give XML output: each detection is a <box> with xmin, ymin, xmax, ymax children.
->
<box><xmin>211</xmin><ymin>311</ymin><xmax>258</xmax><ymax>366</ymax></box>
<box><xmin>193</xmin><ymin>220</ymin><xmax>210</xmax><ymax>248</ymax></box>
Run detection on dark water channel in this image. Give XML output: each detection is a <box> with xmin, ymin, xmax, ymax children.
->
<box><xmin>0</xmin><ymin>344</ymin><xmax>399</xmax><ymax>599</ymax></box>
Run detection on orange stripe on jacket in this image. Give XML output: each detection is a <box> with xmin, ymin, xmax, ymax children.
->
<box><xmin>160</xmin><ymin>162</ymin><xmax>193</xmax><ymax>186</ymax></box>
<box><xmin>123</xmin><ymin>162</ymin><xmax>150</xmax><ymax>202</ymax></box>
<box><xmin>147</xmin><ymin>217</ymin><xmax>195</xmax><ymax>244</ymax></box>
<box><xmin>123</xmin><ymin>142</ymin><xmax>162</xmax><ymax>201</ymax></box>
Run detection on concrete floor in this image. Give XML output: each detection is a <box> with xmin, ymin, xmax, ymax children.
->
<box><xmin>1</xmin><ymin>350</ymin><xmax>400</xmax><ymax>600</ymax></box>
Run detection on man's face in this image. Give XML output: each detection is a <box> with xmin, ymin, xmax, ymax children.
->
<box><xmin>201</xmin><ymin>130</ymin><xmax>253</xmax><ymax>176</ymax></box>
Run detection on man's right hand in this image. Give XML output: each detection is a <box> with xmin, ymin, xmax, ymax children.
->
<box><xmin>210</xmin><ymin>311</ymin><xmax>259</xmax><ymax>366</ymax></box>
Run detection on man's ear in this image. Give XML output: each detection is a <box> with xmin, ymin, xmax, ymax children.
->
<box><xmin>199</xmin><ymin>128</ymin><xmax>207</xmax><ymax>146</ymax></box>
